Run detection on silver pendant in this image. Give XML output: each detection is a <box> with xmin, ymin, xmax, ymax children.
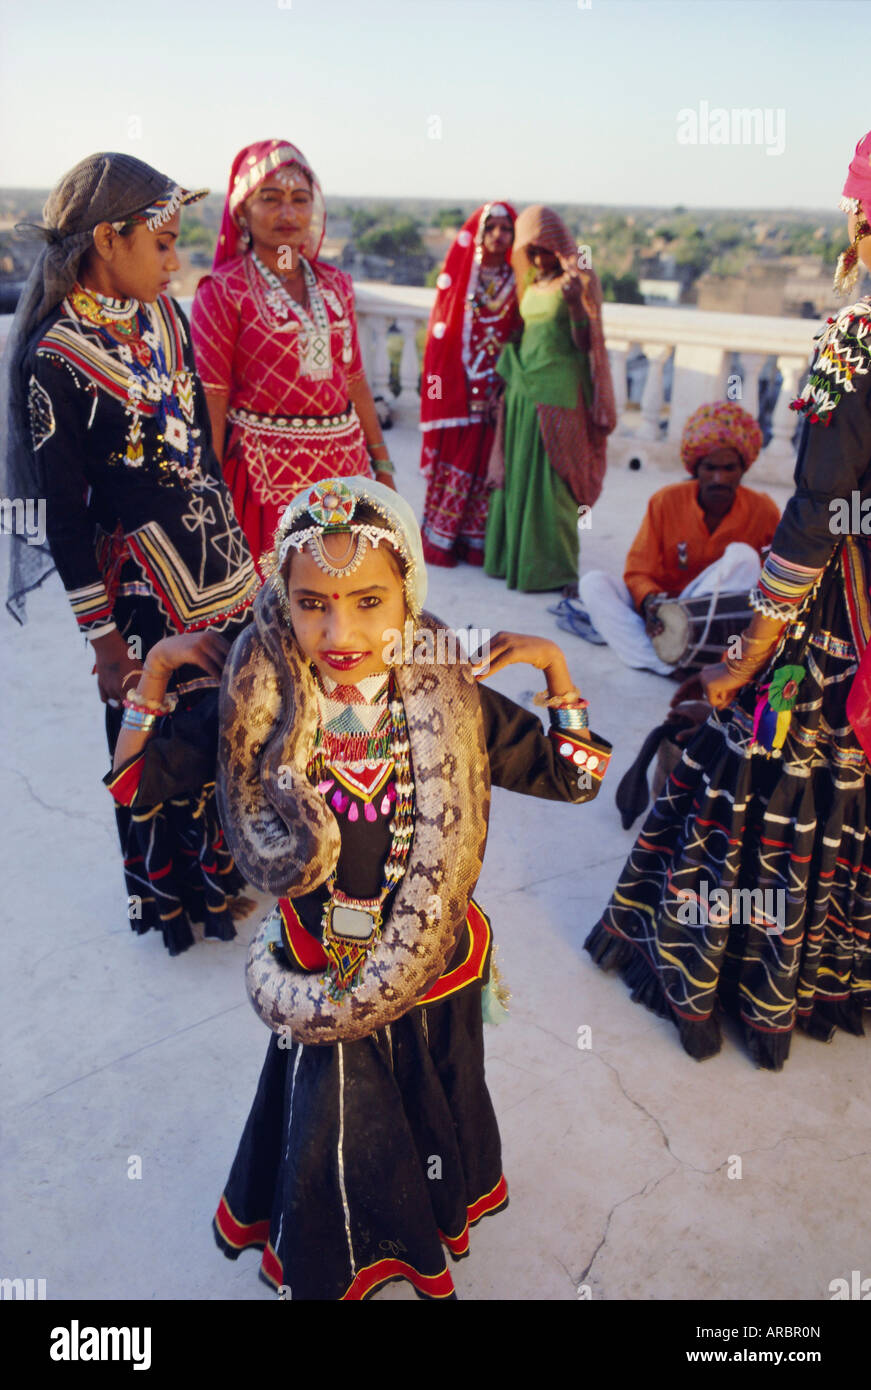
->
<box><xmin>330</xmin><ymin>904</ymin><xmax>378</xmax><ymax>939</ymax></box>
<box><xmin>301</xmin><ymin>329</ymin><xmax>332</xmax><ymax>380</ymax></box>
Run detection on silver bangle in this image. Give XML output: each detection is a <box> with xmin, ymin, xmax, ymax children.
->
<box><xmin>549</xmin><ymin>705</ymin><xmax>590</xmax><ymax>731</ymax></box>
<box><xmin>121</xmin><ymin>708</ymin><xmax>159</xmax><ymax>733</ymax></box>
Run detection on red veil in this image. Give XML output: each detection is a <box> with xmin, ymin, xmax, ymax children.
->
<box><xmin>420</xmin><ymin>202</ymin><xmax>518</xmax><ymax>431</ymax></box>
<box><xmin>212</xmin><ymin>139</ymin><xmax>326</xmax><ymax>271</ymax></box>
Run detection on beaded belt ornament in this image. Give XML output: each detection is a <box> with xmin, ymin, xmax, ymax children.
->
<box><xmin>227</xmin><ymin>404</ymin><xmax>355</xmax><ymax>434</ymax></box>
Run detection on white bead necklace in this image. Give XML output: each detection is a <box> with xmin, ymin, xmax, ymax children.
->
<box><xmin>253</xmin><ymin>252</ymin><xmax>335</xmax><ymax>379</ymax></box>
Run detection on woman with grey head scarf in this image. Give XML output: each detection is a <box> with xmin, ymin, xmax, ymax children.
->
<box><xmin>1</xmin><ymin>151</ymin><xmax>261</xmax><ymax>954</ymax></box>
<box><xmin>3</xmin><ymin>153</ymin><xmax>199</xmax><ymax>617</ymax></box>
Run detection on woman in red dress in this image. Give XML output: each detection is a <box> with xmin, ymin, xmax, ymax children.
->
<box><xmin>191</xmin><ymin>139</ymin><xmax>394</xmax><ymax>568</ymax></box>
<box><xmin>419</xmin><ymin>202</ymin><xmax>519</xmax><ymax>567</ymax></box>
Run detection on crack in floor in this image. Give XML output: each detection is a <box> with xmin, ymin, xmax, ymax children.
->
<box><xmin>591</xmin><ymin>1048</ymin><xmax>832</xmax><ymax>1175</ymax></box>
<box><xmin>527</xmin><ymin>1019</ymin><xmax>579</xmax><ymax>1054</ymax></box>
<box><xmin>483</xmin><ymin>852</ymin><xmax>628</xmax><ymax>903</ymax></box>
<box><xmin>568</xmin><ymin>1047</ymin><xmax>871</xmax><ymax>1295</ymax></box>
<box><xmin>6</xmin><ymin>764</ymin><xmax>114</xmax><ymax>837</ymax></box>
<box><xmin>576</xmin><ymin>1166</ymin><xmax>676</xmax><ymax>1291</ymax></box>
<box><xmin>500</xmin><ymin>1075</ymin><xmax>560</xmax><ymax>1115</ymax></box>
<box><xmin>15</xmin><ymin>1001</ymin><xmax>249</xmax><ymax>1112</ymax></box>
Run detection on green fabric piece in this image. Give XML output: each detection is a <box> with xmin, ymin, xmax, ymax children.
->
<box><xmin>484</xmin><ymin>287</ymin><xmax>587</xmax><ymax>591</ymax></box>
<box><xmin>481</xmin><ymin>974</ymin><xmax>510</xmax><ymax>1026</ymax></box>
<box><xmin>496</xmin><ymin>283</ymin><xmax>592</xmax><ymax>409</ymax></box>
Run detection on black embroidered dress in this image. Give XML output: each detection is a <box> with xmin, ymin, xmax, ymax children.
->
<box><xmin>26</xmin><ymin>292</ymin><xmax>260</xmax><ymax>953</ymax></box>
<box><xmin>211</xmin><ymin>676</ymin><xmax>612</xmax><ymax>1300</ymax></box>
<box><xmin>585</xmin><ymin>301</ymin><xmax>871</xmax><ymax>1069</ymax></box>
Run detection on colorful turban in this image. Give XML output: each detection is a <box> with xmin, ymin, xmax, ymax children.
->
<box><xmin>840</xmin><ymin>130</ymin><xmax>871</xmax><ymax>216</ymax></box>
<box><xmin>680</xmin><ymin>401</ymin><xmax>763</xmax><ymax>474</ymax></box>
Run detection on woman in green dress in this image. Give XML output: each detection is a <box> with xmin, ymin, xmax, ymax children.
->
<box><xmin>484</xmin><ymin>205</ymin><xmax>616</xmax><ymax>594</ymax></box>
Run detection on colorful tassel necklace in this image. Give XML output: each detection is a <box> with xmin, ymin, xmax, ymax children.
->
<box><xmin>307</xmin><ymin>669</ymin><xmax>415</xmax><ymax>999</ymax></box>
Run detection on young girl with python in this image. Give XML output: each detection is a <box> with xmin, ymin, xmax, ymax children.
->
<box><xmin>115</xmin><ymin>475</ymin><xmax>611</xmax><ymax>1300</ymax></box>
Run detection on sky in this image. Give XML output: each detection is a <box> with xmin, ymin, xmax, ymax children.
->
<box><xmin>0</xmin><ymin>0</ymin><xmax>869</xmax><ymax>211</ymax></box>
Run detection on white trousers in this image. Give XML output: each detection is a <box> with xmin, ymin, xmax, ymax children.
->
<box><xmin>579</xmin><ymin>542</ymin><xmax>762</xmax><ymax>675</ymax></box>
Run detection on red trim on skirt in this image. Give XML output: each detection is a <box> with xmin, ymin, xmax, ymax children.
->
<box><xmin>215</xmin><ymin>1173</ymin><xmax>509</xmax><ymax>1299</ymax></box>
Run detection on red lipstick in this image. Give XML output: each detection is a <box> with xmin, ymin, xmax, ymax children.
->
<box><xmin>320</xmin><ymin>650</ymin><xmax>369</xmax><ymax>672</ymax></box>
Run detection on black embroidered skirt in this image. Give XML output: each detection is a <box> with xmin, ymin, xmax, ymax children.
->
<box><xmin>213</xmin><ymin>981</ymin><xmax>507</xmax><ymax>1300</ymax></box>
<box><xmin>585</xmin><ymin>545</ymin><xmax>871</xmax><ymax>1069</ymax></box>
<box><xmin>105</xmin><ymin>592</ymin><xmax>248</xmax><ymax>956</ymax></box>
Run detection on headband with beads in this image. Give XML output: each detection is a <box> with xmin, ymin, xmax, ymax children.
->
<box><xmin>110</xmin><ymin>183</ymin><xmax>208</xmax><ymax>234</ymax></box>
<box><xmin>269</xmin><ymin>478</ymin><xmax>423</xmax><ymax>619</ymax></box>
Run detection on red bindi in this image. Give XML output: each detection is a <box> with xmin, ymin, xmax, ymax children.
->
<box><xmin>332</xmin><ymin>592</ymin><xmax>340</xmax><ymax>600</ymax></box>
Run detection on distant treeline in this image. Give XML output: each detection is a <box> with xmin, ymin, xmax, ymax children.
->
<box><xmin>0</xmin><ymin>190</ymin><xmax>852</xmax><ymax>303</ymax></box>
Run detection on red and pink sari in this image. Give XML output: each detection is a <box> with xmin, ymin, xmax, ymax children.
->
<box><xmin>192</xmin><ymin>140</ymin><xmax>372</xmax><ymax>566</ymax></box>
<box><xmin>419</xmin><ymin>203</ymin><xmax>519</xmax><ymax>567</ymax></box>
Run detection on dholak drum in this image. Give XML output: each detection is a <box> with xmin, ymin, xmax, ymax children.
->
<box><xmin>652</xmin><ymin>589</ymin><xmax>752</xmax><ymax>674</ymax></box>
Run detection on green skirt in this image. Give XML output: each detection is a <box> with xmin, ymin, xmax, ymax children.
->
<box><xmin>484</xmin><ymin>392</ymin><xmax>578</xmax><ymax>592</ymax></box>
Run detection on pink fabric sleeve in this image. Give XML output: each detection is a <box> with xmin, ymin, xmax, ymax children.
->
<box><xmin>191</xmin><ymin>274</ymin><xmax>238</xmax><ymax>395</ymax></box>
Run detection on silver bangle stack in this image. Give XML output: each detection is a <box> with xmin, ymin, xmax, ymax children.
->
<box><xmin>120</xmin><ymin>687</ymin><xmax>177</xmax><ymax>734</ymax></box>
<box><xmin>549</xmin><ymin>704</ymin><xmax>590</xmax><ymax>732</ymax></box>
<box><xmin>121</xmin><ymin>706</ymin><xmax>160</xmax><ymax>733</ymax></box>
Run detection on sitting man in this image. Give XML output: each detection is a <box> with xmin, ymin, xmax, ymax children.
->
<box><xmin>577</xmin><ymin>401</ymin><xmax>781</xmax><ymax>674</ymax></box>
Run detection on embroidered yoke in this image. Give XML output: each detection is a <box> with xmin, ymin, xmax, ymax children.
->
<box><xmin>191</xmin><ymin>256</ymin><xmax>373</xmax><ymax>564</ymax></box>
<box><xmin>28</xmin><ymin>293</ymin><xmax>259</xmax><ymax>639</ymax></box>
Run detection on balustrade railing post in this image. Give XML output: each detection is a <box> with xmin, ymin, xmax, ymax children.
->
<box><xmin>763</xmin><ymin>353</ymin><xmax>809</xmax><ymax>466</ymax></box>
<box><xmin>736</xmin><ymin>352</ymin><xmax>766</xmax><ymax>416</ymax></box>
<box><xmin>394</xmin><ymin>315</ymin><xmax>423</xmax><ymax>423</ymax></box>
<box><xmin>606</xmin><ymin>339</ymin><xmax>631</xmax><ymax>431</ymax></box>
<box><xmin>635</xmin><ymin>343</ymin><xmax>671</xmax><ymax>440</ymax></box>
<box><xmin>667</xmin><ymin>344</ymin><xmax>729</xmax><ymax>445</ymax></box>
<box><xmin>369</xmin><ymin>314</ymin><xmax>392</xmax><ymax>402</ymax></box>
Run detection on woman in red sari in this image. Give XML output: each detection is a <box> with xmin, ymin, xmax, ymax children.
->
<box><xmin>191</xmin><ymin>139</ymin><xmax>394</xmax><ymax>567</ymax></box>
<box><xmin>419</xmin><ymin>202</ymin><xmax>519</xmax><ymax>567</ymax></box>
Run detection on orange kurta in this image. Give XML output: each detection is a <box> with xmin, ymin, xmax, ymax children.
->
<box><xmin>624</xmin><ymin>479</ymin><xmax>781</xmax><ymax>611</ymax></box>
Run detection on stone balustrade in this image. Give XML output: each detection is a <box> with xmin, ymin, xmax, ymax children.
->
<box><xmin>352</xmin><ymin>283</ymin><xmax>822</xmax><ymax>484</ymax></box>
<box><xmin>1</xmin><ymin>285</ymin><xmax>824</xmax><ymax>485</ymax></box>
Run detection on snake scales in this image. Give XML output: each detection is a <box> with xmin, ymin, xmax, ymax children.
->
<box><xmin>216</xmin><ymin>579</ymin><xmax>490</xmax><ymax>1044</ymax></box>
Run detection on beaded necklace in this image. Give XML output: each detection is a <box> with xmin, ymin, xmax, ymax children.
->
<box><xmin>66</xmin><ymin>287</ymin><xmax>200</xmax><ymax>479</ymax></box>
<box><xmin>464</xmin><ymin>262</ymin><xmax>515</xmax><ymax>410</ymax></box>
<box><xmin>122</xmin><ymin>324</ymin><xmax>200</xmax><ymax>479</ymax></box>
<box><xmin>105</xmin><ymin>322</ymin><xmax>196</xmax><ymax>479</ymax></box>
<box><xmin>70</xmin><ymin>283</ymin><xmax>140</xmax><ymax>338</ymax></box>
<box><xmin>252</xmin><ymin>251</ymin><xmax>340</xmax><ymax>378</ymax></box>
<box><xmin>471</xmin><ymin>262</ymin><xmax>514</xmax><ymax>316</ymax></box>
<box><xmin>306</xmin><ymin>669</ymin><xmax>416</xmax><ymax>999</ymax></box>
